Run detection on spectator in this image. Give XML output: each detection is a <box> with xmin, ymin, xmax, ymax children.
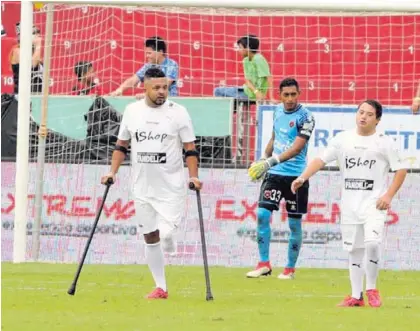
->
<box><xmin>214</xmin><ymin>34</ymin><xmax>274</xmax><ymax>103</ymax></box>
<box><xmin>110</xmin><ymin>36</ymin><xmax>179</xmax><ymax>97</ymax></box>
<box><xmin>9</xmin><ymin>23</ymin><xmax>43</xmax><ymax>94</ymax></box>
<box><xmin>411</xmin><ymin>81</ymin><xmax>420</xmax><ymax>114</ymax></box>
<box><xmin>72</xmin><ymin>61</ymin><xmax>102</xmax><ymax>96</ymax></box>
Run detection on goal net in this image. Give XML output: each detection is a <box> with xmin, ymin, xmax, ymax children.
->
<box><xmin>1</xmin><ymin>2</ymin><xmax>419</xmax><ymax>270</ymax></box>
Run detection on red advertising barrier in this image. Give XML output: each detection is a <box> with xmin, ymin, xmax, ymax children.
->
<box><xmin>1</xmin><ymin>163</ymin><xmax>419</xmax><ymax>268</ymax></box>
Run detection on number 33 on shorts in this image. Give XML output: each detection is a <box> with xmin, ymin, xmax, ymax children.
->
<box><xmin>264</xmin><ymin>189</ymin><xmax>281</xmax><ymax>202</ymax></box>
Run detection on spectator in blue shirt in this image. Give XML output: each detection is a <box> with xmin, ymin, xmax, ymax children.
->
<box><xmin>111</xmin><ymin>36</ymin><xmax>179</xmax><ymax>97</ymax></box>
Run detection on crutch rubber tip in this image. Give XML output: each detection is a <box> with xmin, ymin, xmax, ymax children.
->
<box><xmin>67</xmin><ymin>286</ymin><xmax>76</xmax><ymax>296</ymax></box>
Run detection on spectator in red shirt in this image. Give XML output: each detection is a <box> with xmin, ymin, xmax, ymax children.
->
<box><xmin>72</xmin><ymin>61</ymin><xmax>102</xmax><ymax>95</ymax></box>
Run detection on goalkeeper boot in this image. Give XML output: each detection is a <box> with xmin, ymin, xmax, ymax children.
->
<box><xmin>246</xmin><ymin>261</ymin><xmax>272</xmax><ymax>278</ymax></box>
<box><xmin>147</xmin><ymin>287</ymin><xmax>168</xmax><ymax>300</ymax></box>
<box><xmin>277</xmin><ymin>267</ymin><xmax>295</xmax><ymax>280</ymax></box>
<box><xmin>337</xmin><ymin>294</ymin><xmax>365</xmax><ymax>307</ymax></box>
<box><xmin>366</xmin><ymin>289</ymin><xmax>382</xmax><ymax>308</ymax></box>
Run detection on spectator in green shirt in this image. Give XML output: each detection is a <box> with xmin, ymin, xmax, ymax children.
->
<box><xmin>214</xmin><ymin>35</ymin><xmax>274</xmax><ymax>103</ymax></box>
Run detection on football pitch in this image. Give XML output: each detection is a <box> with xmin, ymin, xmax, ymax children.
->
<box><xmin>2</xmin><ymin>263</ymin><xmax>420</xmax><ymax>331</ymax></box>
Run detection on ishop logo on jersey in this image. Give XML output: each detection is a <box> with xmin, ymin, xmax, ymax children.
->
<box><xmin>344</xmin><ymin>179</ymin><xmax>374</xmax><ymax>190</ymax></box>
<box><xmin>135</xmin><ymin>130</ymin><xmax>168</xmax><ymax>143</ymax></box>
<box><xmin>345</xmin><ymin>157</ymin><xmax>376</xmax><ymax>169</ymax></box>
<box><xmin>136</xmin><ymin>152</ymin><xmax>167</xmax><ymax>164</ymax></box>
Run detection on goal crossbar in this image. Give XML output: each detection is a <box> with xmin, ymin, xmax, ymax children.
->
<box><xmin>56</xmin><ymin>0</ymin><xmax>420</xmax><ymax>12</ymax></box>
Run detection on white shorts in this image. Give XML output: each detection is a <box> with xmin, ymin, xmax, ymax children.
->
<box><xmin>340</xmin><ymin>206</ymin><xmax>387</xmax><ymax>251</ymax></box>
<box><xmin>135</xmin><ymin>199</ymin><xmax>183</xmax><ymax>237</ymax></box>
<box><xmin>341</xmin><ymin>216</ymin><xmax>386</xmax><ymax>252</ymax></box>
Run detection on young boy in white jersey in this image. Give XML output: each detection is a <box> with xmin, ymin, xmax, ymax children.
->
<box><xmin>291</xmin><ymin>100</ymin><xmax>408</xmax><ymax>307</ymax></box>
<box><xmin>101</xmin><ymin>67</ymin><xmax>202</xmax><ymax>300</ymax></box>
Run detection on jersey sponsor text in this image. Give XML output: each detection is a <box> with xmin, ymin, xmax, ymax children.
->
<box><xmin>344</xmin><ymin>179</ymin><xmax>374</xmax><ymax>191</ymax></box>
<box><xmin>136</xmin><ymin>152</ymin><xmax>167</xmax><ymax>164</ymax></box>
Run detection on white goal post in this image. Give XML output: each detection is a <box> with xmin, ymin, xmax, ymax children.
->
<box><xmin>12</xmin><ymin>0</ymin><xmax>420</xmax><ymax>264</ymax></box>
<box><xmin>13</xmin><ymin>1</ymin><xmax>34</xmax><ymax>263</ymax></box>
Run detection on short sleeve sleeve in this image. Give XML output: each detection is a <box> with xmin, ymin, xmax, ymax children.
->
<box><xmin>385</xmin><ymin>136</ymin><xmax>409</xmax><ymax>171</ymax></box>
<box><xmin>255</xmin><ymin>55</ymin><xmax>271</xmax><ymax>78</ymax></box>
<box><xmin>178</xmin><ymin>108</ymin><xmax>196</xmax><ymax>143</ymax></box>
<box><xmin>297</xmin><ymin>112</ymin><xmax>315</xmax><ymax>140</ymax></box>
<box><xmin>165</xmin><ymin>61</ymin><xmax>179</xmax><ymax>81</ymax></box>
<box><xmin>243</xmin><ymin>58</ymin><xmax>251</xmax><ymax>80</ymax></box>
<box><xmin>320</xmin><ymin>135</ymin><xmax>341</xmax><ymax>164</ymax></box>
<box><xmin>135</xmin><ymin>64</ymin><xmax>149</xmax><ymax>82</ymax></box>
<box><xmin>117</xmin><ymin>109</ymin><xmax>131</xmax><ymax>141</ymax></box>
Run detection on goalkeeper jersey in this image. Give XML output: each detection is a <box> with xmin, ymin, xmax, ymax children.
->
<box><xmin>320</xmin><ymin>129</ymin><xmax>408</xmax><ymax>223</ymax></box>
<box><xmin>269</xmin><ymin>104</ymin><xmax>315</xmax><ymax>176</ymax></box>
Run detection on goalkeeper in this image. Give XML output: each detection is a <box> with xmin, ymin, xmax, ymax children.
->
<box><xmin>247</xmin><ymin>78</ymin><xmax>315</xmax><ymax>279</ymax></box>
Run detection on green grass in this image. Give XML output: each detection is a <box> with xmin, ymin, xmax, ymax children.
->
<box><xmin>2</xmin><ymin>263</ymin><xmax>420</xmax><ymax>331</ymax></box>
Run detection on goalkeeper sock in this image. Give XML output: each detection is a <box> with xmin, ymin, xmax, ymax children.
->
<box><xmin>286</xmin><ymin>217</ymin><xmax>303</xmax><ymax>268</ymax></box>
<box><xmin>349</xmin><ymin>248</ymin><xmax>365</xmax><ymax>299</ymax></box>
<box><xmin>257</xmin><ymin>207</ymin><xmax>272</xmax><ymax>262</ymax></box>
<box><xmin>365</xmin><ymin>241</ymin><xmax>380</xmax><ymax>290</ymax></box>
<box><xmin>145</xmin><ymin>242</ymin><xmax>167</xmax><ymax>292</ymax></box>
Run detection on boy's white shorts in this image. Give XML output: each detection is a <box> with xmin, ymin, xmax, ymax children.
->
<box><xmin>340</xmin><ymin>210</ymin><xmax>386</xmax><ymax>252</ymax></box>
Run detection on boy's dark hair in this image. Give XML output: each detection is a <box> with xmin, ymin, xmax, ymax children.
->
<box><xmin>145</xmin><ymin>36</ymin><xmax>167</xmax><ymax>54</ymax></box>
<box><xmin>279</xmin><ymin>77</ymin><xmax>300</xmax><ymax>91</ymax></box>
<box><xmin>74</xmin><ymin>61</ymin><xmax>93</xmax><ymax>81</ymax></box>
<box><xmin>237</xmin><ymin>35</ymin><xmax>260</xmax><ymax>53</ymax></box>
<box><xmin>359</xmin><ymin>99</ymin><xmax>383</xmax><ymax>119</ymax></box>
<box><xmin>144</xmin><ymin>67</ymin><xmax>166</xmax><ymax>80</ymax></box>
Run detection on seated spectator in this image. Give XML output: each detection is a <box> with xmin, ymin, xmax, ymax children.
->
<box><xmin>214</xmin><ymin>34</ymin><xmax>274</xmax><ymax>103</ymax></box>
<box><xmin>9</xmin><ymin>23</ymin><xmax>43</xmax><ymax>94</ymax></box>
<box><xmin>72</xmin><ymin>61</ymin><xmax>102</xmax><ymax>95</ymax></box>
<box><xmin>412</xmin><ymin>81</ymin><xmax>420</xmax><ymax>114</ymax></box>
<box><xmin>110</xmin><ymin>36</ymin><xmax>179</xmax><ymax>97</ymax></box>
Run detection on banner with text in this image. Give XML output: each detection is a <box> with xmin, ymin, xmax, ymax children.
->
<box><xmin>257</xmin><ymin>105</ymin><xmax>420</xmax><ymax>169</ymax></box>
<box><xmin>1</xmin><ymin>162</ymin><xmax>419</xmax><ymax>270</ymax></box>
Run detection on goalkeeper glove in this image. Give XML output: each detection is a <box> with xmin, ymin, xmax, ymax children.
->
<box><xmin>248</xmin><ymin>156</ymin><xmax>279</xmax><ymax>181</ymax></box>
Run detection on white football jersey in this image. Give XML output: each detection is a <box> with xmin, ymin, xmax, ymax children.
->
<box><xmin>118</xmin><ymin>99</ymin><xmax>196</xmax><ymax>202</ymax></box>
<box><xmin>320</xmin><ymin>129</ymin><xmax>408</xmax><ymax>224</ymax></box>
